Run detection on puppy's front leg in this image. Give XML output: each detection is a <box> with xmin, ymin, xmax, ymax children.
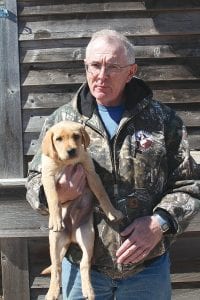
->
<box><xmin>89</xmin><ymin>174</ymin><xmax>123</xmax><ymax>222</ymax></box>
<box><xmin>82</xmin><ymin>156</ymin><xmax>123</xmax><ymax>222</ymax></box>
<box><xmin>42</xmin><ymin>155</ymin><xmax>64</xmax><ymax>231</ymax></box>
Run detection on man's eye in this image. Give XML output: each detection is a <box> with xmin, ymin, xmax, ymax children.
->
<box><xmin>108</xmin><ymin>64</ymin><xmax>119</xmax><ymax>71</ymax></box>
<box><xmin>91</xmin><ymin>63</ymin><xmax>101</xmax><ymax>69</ymax></box>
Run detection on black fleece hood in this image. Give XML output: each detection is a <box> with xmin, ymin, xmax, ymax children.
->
<box><xmin>78</xmin><ymin>77</ymin><xmax>153</xmax><ymax>118</ymax></box>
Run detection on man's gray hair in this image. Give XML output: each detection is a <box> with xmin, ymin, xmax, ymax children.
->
<box><xmin>86</xmin><ymin>29</ymin><xmax>135</xmax><ymax>64</ymax></box>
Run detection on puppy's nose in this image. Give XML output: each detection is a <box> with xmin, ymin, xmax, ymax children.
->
<box><xmin>67</xmin><ymin>148</ymin><xmax>76</xmax><ymax>157</ymax></box>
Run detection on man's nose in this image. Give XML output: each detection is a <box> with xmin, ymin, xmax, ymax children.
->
<box><xmin>97</xmin><ymin>65</ymin><xmax>107</xmax><ymax>78</ymax></box>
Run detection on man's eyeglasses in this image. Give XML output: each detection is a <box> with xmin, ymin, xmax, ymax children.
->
<box><xmin>85</xmin><ymin>62</ymin><xmax>133</xmax><ymax>76</ymax></box>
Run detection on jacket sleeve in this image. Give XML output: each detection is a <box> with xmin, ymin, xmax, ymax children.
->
<box><xmin>154</xmin><ymin>111</ymin><xmax>200</xmax><ymax>234</ymax></box>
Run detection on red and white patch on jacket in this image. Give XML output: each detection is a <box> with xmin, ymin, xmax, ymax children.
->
<box><xmin>135</xmin><ymin>130</ymin><xmax>153</xmax><ymax>152</ymax></box>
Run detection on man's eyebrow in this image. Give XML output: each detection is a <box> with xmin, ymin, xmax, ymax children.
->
<box><xmin>88</xmin><ymin>60</ymin><xmax>119</xmax><ymax>65</ymax></box>
<box><xmin>90</xmin><ymin>60</ymin><xmax>100</xmax><ymax>63</ymax></box>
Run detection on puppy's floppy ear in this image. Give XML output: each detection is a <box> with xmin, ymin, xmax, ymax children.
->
<box><xmin>42</xmin><ymin>129</ymin><xmax>58</xmax><ymax>160</ymax></box>
<box><xmin>80</xmin><ymin>127</ymin><xmax>90</xmax><ymax>149</ymax></box>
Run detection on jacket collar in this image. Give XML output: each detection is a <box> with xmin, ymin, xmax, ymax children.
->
<box><xmin>76</xmin><ymin>77</ymin><xmax>153</xmax><ymax>119</ymax></box>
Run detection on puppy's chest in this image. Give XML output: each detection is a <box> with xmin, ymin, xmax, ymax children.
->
<box><xmin>54</xmin><ymin>165</ymin><xmax>68</xmax><ymax>181</ymax></box>
<box><xmin>54</xmin><ymin>161</ymin><xmax>80</xmax><ymax>181</ymax></box>
<box><xmin>55</xmin><ymin>171</ymin><xmax>63</xmax><ymax>182</ymax></box>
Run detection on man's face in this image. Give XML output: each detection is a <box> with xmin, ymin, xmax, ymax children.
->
<box><xmin>85</xmin><ymin>37</ymin><xmax>137</xmax><ymax>106</ymax></box>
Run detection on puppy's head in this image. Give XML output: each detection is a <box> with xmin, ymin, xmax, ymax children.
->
<box><xmin>42</xmin><ymin>121</ymin><xmax>90</xmax><ymax>162</ymax></box>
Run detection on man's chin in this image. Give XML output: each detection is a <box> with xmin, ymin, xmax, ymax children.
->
<box><xmin>93</xmin><ymin>92</ymin><xmax>108</xmax><ymax>102</ymax></box>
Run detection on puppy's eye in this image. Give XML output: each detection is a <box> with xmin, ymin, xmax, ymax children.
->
<box><xmin>55</xmin><ymin>136</ymin><xmax>63</xmax><ymax>142</ymax></box>
<box><xmin>73</xmin><ymin>133</ymin><xmax>80</xmax><ymax>140</ymax></box>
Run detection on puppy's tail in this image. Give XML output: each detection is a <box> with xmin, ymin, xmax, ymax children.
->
<box><xmin>41</xmin><ymin>265</ymin><xmax>52</xmax><ymax>275</ymax></box>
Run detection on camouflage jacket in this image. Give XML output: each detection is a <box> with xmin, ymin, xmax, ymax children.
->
<box><xmin>26</xmin><ymin>77</ymin><xmax>200</xmax><ymax>279</ymax></box>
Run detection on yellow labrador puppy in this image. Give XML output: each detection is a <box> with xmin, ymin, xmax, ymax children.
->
<box><xmin>41</xmin><ymin>121</ymin><xmax>123</xmax><ymax>300</ymax></box>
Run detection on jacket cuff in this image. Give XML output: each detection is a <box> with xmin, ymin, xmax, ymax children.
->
<box><xmin>153</xmin><ymin>208</ymin><xmax>178</xmax><ymax>234</ymax></box>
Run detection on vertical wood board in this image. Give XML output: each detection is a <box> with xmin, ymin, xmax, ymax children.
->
<box><xmin>0</xmin><ymin>0</ymin><xmax>24</xmax><ymax>178</ymax></box>
<box><xmin>1</xmin><ymin>238</ymin><xmax>30</xmax><ymax>300</ymax></box>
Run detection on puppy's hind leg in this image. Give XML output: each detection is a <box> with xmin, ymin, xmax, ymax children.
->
<box><xmin>76</xmin><ymin>214</ymin><xmax>95</xmax><ymax>300</ymax></box>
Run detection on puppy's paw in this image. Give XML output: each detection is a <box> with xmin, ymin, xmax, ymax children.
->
<box><xmin>45</xmin><ymin>285</ymin><xmax>60</xmax><ymax>300</ymax></box>
<box><xmin>82</xmin><ymin>286</ymin><xmax>95</xmax><ymax>300</ymax></box>
<box><xmin>107</xmin><ymin>209</ymin><xmax>124</xmax><ymax>222</ymax></box>
<box><xmin>45</xmin><ymin>292</ymin><xmax>59</xmax><ymax>300</ymax></box>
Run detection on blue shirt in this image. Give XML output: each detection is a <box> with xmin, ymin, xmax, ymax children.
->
<box><xmin>97</xmin><ymin>103</ymin><xmax>125</xmax><ymax>139</ymax></box>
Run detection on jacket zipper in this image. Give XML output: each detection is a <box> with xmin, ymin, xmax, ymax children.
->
<box><xmin>112</xmin><ymin>117</ymin><xmax>136</xmax><ymax>198</ymax></box>
<box><xmin>85</xmin><ymin>119</ymin><xmax>119</xmax><ymax>197</ymax></box>
<box><xmin>112</xmin><ymin>118</ymin><xmax>136</xmax><ymax>273</ymax></box>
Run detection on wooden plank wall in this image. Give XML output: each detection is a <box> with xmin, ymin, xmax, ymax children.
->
<box><xmin>0</xmin><ymin>0</ymin><xmax>24</xmax><ymax>178</ymax></box>
<box><xmin>17</xmin><ymin>0</ymin><xmax>200</xmax><ymax>174</ymax></box>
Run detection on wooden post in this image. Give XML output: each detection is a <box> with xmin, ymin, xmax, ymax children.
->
<box><xmin>0</xmin><ymin>0</ymin><xmax>24</xmax><ymax>178</ymax></box>
<box><xmin>0</xmin><ymin>1</ymin><xmax>26</xmax><ymax>299</ymax></box>
<box><xmin>1</xmin><ymin>238</ymin><xmax>30</xmax><ymax>300</ymax></box>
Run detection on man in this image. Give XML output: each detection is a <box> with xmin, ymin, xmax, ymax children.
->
<box><xmin>26</xmin><ymin>29</ymin><xmax>200</xmax><ymax>299</ymax></box>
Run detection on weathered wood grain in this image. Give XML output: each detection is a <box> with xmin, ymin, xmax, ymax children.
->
<box><xmin>21</xmin><ymin>69</ymin><xmax>85</xmax><ymax>86</ymax></box>
<box><xmin>18</xmin><ymin>12</ymin><xmax>200</xmax><ymax>41</ymax></box>
<box><xmin>172</xmin><ymin>289</ymin><xmax>200</xmax><ymax>300</ymax></box>
<box><xmin>19</xmin><ymin>34</ymin><xmax>200</xmax><ymax>50</ymax></box>
<box><xmin>1</xmin><ymin>239</ymin><xmax>30</xmax><ymax>300</ymax></box>
<box><xmin>21</xmin><ymin>64</ymin><xmax>200</xmax><ymax>87</ymax></box>
<box><xmin>0</xmin><ymin>178</ymin><xmax>27</xmax><ymax>188</ymax></box>
<box><xmin>22</xmin><ymin>91</ymin><xmax>74</xmax><ymax>109</ymax></box>
<box><xmin>30</xmin><ymin>292</ymin><xmax>62</xmax><ymax>300</ymax></box>
<box><xmin>21</xmin><ymin>89</ymin><xmax>200</xmax><ymax>112</ymax></box>
<box><xmin>171</xmin><ymin>273</ymin><xmax>200</xmax><ymax>283</ymax></box>
<box><xmin>0</xmin><ymin>199</ymin><xmax>48</xmax><ymax>238</ymax></box>
<box><xmin>22</xmin><ymin>107</ymin><xmax>200</xmax><ymax>132</ymax></box>
<box><xmin>20</xmin><ymin>45</ymin><xmax>200</xmax><ymax>64</ymax></box>
<box><xmin>153</xmin><ymin>89</ymin><xmax>200</xmax><ymax>103</ymax></box>
<box><xmin>18</xmin><ymin>2</ymin><xmax>147</xmax><ymax>16</ymax></box>
<box><xmin>17</xmin><ymin>1</ymin><xmax>200</xmax><ymax>18</ymax></box>
<box><xmin>0</xmin><ymin>0</ymin><xmax>24</xmax><ymax>178</ymax></box>
<box><xmin>190</xmin><ymin>151</ymin><xmax>200</xmax><ymax>163</ymax></box>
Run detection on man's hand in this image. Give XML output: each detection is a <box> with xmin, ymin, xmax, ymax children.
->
<box><xmin>116</xmin><ymin>216</ymin><xmax>163</xmax><ymax>264</ymax></box>
<box><xmin>56</xmin><ymin>164</ymin><xmax>86</xmax><ymax>203</ymax></box>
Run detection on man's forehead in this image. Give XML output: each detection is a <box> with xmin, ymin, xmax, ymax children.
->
<box><xmin>86</xmin><ymin>38</ymin><xmax>125</xmax><ymax>60</ymax></box>
<box><xmin>89</xmin><ymin>52</ymin><xmax>118</xmax><ymax>60</ymax></box>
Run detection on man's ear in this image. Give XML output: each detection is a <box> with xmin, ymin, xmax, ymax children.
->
<box><xmin>80</xmin><ymin>127</ymin><xmax>90</xmax><ymax>150</ymax></box>
<box><xmin>126</xmin><ymin>64</ymin><xmax>138</xmax><ymax>82</ymax></box>
<box><xmin>41</xmin><ymin>130</ymin><xmax>58</xmax><ymax>159</ymax></box>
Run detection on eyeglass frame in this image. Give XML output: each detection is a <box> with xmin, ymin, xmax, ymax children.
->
<box><xmin>84</xmin><ymin>61</ymin><xmax>135</xmax><ymax>76</ymax></box>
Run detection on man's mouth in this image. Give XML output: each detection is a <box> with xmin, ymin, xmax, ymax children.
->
<box><xmin>96</xmin><ymin>85</ymin><xmax>107</xmax><ymax>90</ymax></box>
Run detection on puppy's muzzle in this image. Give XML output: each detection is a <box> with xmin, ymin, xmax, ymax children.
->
<box><xmin>67</xmin><ymin>148</ymin><xmax>77</xmax><ymax>158</ymax></box>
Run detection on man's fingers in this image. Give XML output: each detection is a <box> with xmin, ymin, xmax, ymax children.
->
<box><xmin>77</xmin><ymin>175</ymin><xmax>87</xmax><ymax>193</ymax></box>
<box><xmin>116</xmin><ymin>243</ymin><xmax>138</xmax><ymax>263</ymax></box>
<box><xmin>120</xmin><ymin>248</ymin><xmax>150</xmax><ymax>264</ymax></box>
<box><xmin>71</xmin><ymin>164</ymin><xmax>86</xmax><ymax>182</ymax></box>
<box><xmin>58</xmin><ymin>165</ymin><xmax>74</xmax><ymax>183</ymax></box>
<box><xmin>56</xmin><ymin>164</ymin><xmax>86</xmax><ymax>202</ymax></box>
<box><xmin>116</xmin><ymin>237</ymin><xmax>134</xmax><ymax>258</ymax></box>
<box><xmin>58</xmin><ymin>164</ymin><xmax>86</xmax><ymax>187</ymax></box>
